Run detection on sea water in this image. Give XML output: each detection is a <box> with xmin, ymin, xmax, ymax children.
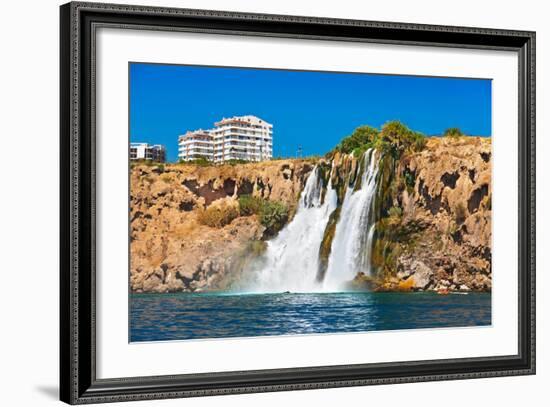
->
<box><xmin>130</xmin><ymin>291</ymin><xmax>491</xmax><ymax>342</ymax></box>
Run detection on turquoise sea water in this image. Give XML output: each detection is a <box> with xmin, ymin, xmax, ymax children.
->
<box><xmin>130</xmin><ymin>291</ymin><xmax>491</xmax><ymax>342</ymax></box>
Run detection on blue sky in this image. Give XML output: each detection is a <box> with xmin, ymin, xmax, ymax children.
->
<box><xmin>130</xmin><ymin>63</ymin><xmax>491</xmax><ymax>162</ymax></box>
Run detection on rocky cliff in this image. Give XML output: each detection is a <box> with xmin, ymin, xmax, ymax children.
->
<box><xmin>130</xmin><ymin>136</ymin><xmax>492</xmax><ymax>293</ymax></box>
<box><xmin>361</xmin><ymin>136</ymin><xmax>492</xmax><ymax>292</ymax></box>
<box><xmin>130</xmin><ymin>159</ymin><xmax>315</xmax><ymax>292</ymax></box>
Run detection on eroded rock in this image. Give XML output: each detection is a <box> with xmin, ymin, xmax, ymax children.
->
<box><xmin>130</xmin><ymin>159</ymin><xmax>314</xmax><ymax>292</ymax></box>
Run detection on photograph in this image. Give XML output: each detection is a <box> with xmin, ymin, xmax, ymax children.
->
<box><xmin>129</xmin><ymin>63</ymin><xmax>493</xmax><ymax>342</ymax></box>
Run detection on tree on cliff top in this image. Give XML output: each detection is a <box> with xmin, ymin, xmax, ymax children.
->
<box><xmin>336</xmin><ymin>126</ymin><xmax>379</xmax><ymax>155</ymax></box>
<box><xmin>378</xmin><ymin>121</ymin><xmax>426</xmax><ymax>156</ymax></box>
<box><xmin>334</xmin><ymin>121</ymin><xmax>426</xmax><ymax>157</ymax></box>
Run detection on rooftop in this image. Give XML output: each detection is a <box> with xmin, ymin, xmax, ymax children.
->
<box><xmin>214</xmin><ymin>115</ymin><xmax>272</xmax><ymax>128</ymax></box>
<box><xmin>179</xmin><ymin>129</ymin><xmax>212</xmax><ymax>141</ymax></box>
<box><xmin>130</xmin><ymin>142</ymin><xmax>165</xmax><ymax>149</ymax></box>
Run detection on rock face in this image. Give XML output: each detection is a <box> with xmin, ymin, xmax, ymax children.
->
<box><xmin>130</xmin><ymin>136</ymin><xmax>492</xmax><ymax>293</ymax></box>
<box><xmin>130</xmin><ymin>160</ymin><xmax>315</xmax><ymax>292</ymax></box>
<box><xmin>372</xmin><ymin>136</ymin><xmax>492</xmax><ymax>292</ymax></box>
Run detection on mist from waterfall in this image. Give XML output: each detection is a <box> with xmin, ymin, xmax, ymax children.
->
<box><xmin>250</xmin><ymin>149</ymin><xmax>379</xmax><ymax>293</ymax></box>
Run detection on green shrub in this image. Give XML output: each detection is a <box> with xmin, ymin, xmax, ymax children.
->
<box><xmin>337</xmin><ymin>126</ymin><xmax>379</xmax><ymax>154</ymax></box>
<box><xmin>331</xmin><ymin>122</ymin><xmax>426</xmax><ymax>158</ymax></box>
<box><xmin>352</xmin><ymin>143</ymin><xmax>373</xmax><ymax>158</ymax></box>
<box><xmin>259</xmin><ymin>201</ymin><xmax>289</xmax><ymax>236</ymax></box>
<box><xmin>238</xmin><ymin>195</ymin><xmax>289</xmax><ymax>235</ymax></box>
<box><xmin>238</xmin><ymin>195</ymin><xmax>263</xmax><ymax>216</ymax></box>
<box><xmin>388</xmin><ymin>206</ymin><xmax>403</xmax><ymax>218</ymax></box>
<box><xmin>379</xmin><ymin>121</ymin><xmax>426</xmax><ymax>155</ymax></box>
<box><xmin>443</xmin><ymin>127</ymin><xmax>464</xmax><ymax>139</ymax></box>
<box><xmin>197</xmin><ymin>203</ymin><xmax>239</xmax><ymax>228</ymax></box>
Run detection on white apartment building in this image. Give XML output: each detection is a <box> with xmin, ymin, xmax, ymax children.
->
<box><xmin>178</xmin><ymin>115</ymin><xmax>273</xmax><ymax>163</ymax></box>
<box><xmin>130</xmin><ymin>142</ymin><xmax>166</xmax><ymax>162</ymax></box>
<box><xmin>178</xmin><ymin>130</ymin><xmax>214</xmax><ymax>161</ymax></box>
<box><xmin>211</xmin><ymin>115</ymin><xmax>273</xmax><ymax>163</ymax></box>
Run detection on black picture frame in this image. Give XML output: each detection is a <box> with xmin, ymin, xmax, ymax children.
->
<box><xmin>60</xmin><ymin>1</ymin><xmax>536</xmax><ymax>404</ymax></box>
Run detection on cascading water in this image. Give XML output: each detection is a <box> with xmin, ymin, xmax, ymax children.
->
<box><xmin>249</xmin><ymin>149</ymin><xmax>379</xmax><ymax>293</ymax></box>
<box><xmin>322</xmin><ymin>149</ymin><xmax>379</xmax><ymax>291</ymax></box>
<box><xmin>251</xmin><ymin>166</ymin><xmax>337</xmax><ymax>292</ymax></box>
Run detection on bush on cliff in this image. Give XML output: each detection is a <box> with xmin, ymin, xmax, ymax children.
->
<box><xmin>238</xmin><ymin>195</ymin><xmax>290</xmax><ymax>236</ymax></box>
<box><xmin>259</xmin><ymin>201</ymin><xmax>289</xmax><ymax>237</ymax></box>
<box><xmin>443</xmin><ymin>127</ymin><xmax>464</xmax><ymax>139</ymax></box>
<box><xmin>197</xmin><ymin>202</ymin><xmax>239</xmax><ymax>228</ymax></box>
<box><xmin>238</xmin><ymin>195</ymin><xmax>263</xmax><ymax>216</ymax></box>
<box><xmin>378</xmin><ymin>121</ymin><xmax>426</xmax><ymax>156</ymax></box>
<box><xmin>336</xmin><ymin>126</ymin><xmax>378</xmax><ymax>155</ymax></box>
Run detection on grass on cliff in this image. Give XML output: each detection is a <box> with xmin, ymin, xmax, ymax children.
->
<box><xmin>238</xmin><ymin>195</ymin><xmax>264</xmax><ymax>216</ymax></box>
<box><xmin>238</xmin><ymin>195</ymin><xmax>289</xmax><ymax>236</ymax></box>
<box><xmin>443</xmin><ymin>127</ymin><xmax>464</xmax><ymax>139</ymax></box>
<box><xmin>197</xmin><ymin>195</ymin><xmax>290</xmax><ymax>234</ymax></box>
<box><xmin>197</xmin><ymin>202</ymin><xmax>239</xmax><ymax>228</ymax></box>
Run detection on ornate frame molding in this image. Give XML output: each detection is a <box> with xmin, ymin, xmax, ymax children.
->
<box><xmin>60</xmin><ymin>2</ymin><xmax>535</xmax><ymax>404</ymax></box>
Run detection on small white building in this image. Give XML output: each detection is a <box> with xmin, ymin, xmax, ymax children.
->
<box><xmin>178</xmin><ymin>115</ymin><xmax>273</xmax><ymax>163</ymax></box>
<box><xmin>178</xmin><ymin>130</ymin><xmax>214</xmax><ymax>161</ymax></box>
<box><xmin>130</xmin><ymin>142</ymin><xmax>166</xmax><ymax>162</ymax></box>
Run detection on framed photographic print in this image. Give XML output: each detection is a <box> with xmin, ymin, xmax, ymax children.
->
<box><xmin>60</xmin><ymin>1</ymin><xmax>536</xmax><ymax>404</ymax></box>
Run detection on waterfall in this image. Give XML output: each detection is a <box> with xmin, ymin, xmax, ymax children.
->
<box><xmin>248</xmin><ymin>149</ymin><xmax>379</xmax><ymax>293</ymax></box>
<box><xmin>322</xmin><ymin>149</ymin><xmax>379</xmax><ymax>291</ymax></box>
<box><xmin>251</xmin><ymin>166</ymin><xmax>337</xmax><ymax>292</ymax></box>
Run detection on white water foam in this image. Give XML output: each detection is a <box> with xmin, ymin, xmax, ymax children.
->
<box><xmin>251</xmin><ymin>166</ymin><xmax>337</xmax><ymax>292</ymax></box>
<box><xmin>250</xmin><ymin>150</ymin><xmax>379</xmax><ymax>292</ymax></box>
<box><xmin>323</xmin><ymin>149</ymin><xmax>379</xmax><ymax>290</ymax></box>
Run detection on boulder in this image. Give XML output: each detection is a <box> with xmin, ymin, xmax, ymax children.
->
<box><xmin>407</xmin><ymin>261</ymin><xmax>433</xmax><ymax>290</ymax></box>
